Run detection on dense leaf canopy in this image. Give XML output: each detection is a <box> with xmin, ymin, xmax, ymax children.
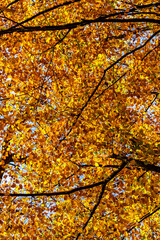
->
<box><xmin>0</xmin><ymin>0</ymin><xmax>160</xmax><ymax>239</ymax></box>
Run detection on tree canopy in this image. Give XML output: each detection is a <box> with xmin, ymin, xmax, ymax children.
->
<box><xmin>0</xmin><ymin>0</ymin><xmax>160</xmax><ymax>239</ymax></box>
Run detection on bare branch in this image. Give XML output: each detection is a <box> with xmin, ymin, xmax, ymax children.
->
<box><xmin>135</xmin><ymin>159</ymin><xmax>160</xmax><ymax>173</ymax></box>
<box><xmin>142</xmin><ymin>44</ymin><xmax>160</xmax><ymax>61</ymax></box>
<box><xmin>76</xmin><ymin>183</ymin><xmax>106</xmax><ymax>240</ymax></box>
<box><xmin>122</xmin><ymin>205</ymin><xmax>160</xmax><ymax>238</ymax></box>
<box><xmin>0</xmin><ymin>18</ymin><xmax>159</xmax><ymax>36</ymax></box>
<box><xmin>113</xmin><ymin>154</ymin><xmax>160</xmax><ymax>173</ymax></box>
<box><xmin>134</xmin><ymin>2</ymin><xmax>160</xmax><ymax>9</ymax></box>
<box><xmin>6</xmin><ymin>0</ymin><xmax>20</xmax><ymax>8</ymax></box>
<box><xmin>58</xmin><ymin>30</ymin><xmax>160</xmax><ymax>144</ymax></box>
<box><xmin>0</xmin><ymin>161</ymin><xmax>127</xmax><ymax>197</ymax></box>
<box><xmin>9</xmin><ymin>0</ymin><xmax>81</xmax><ymax>29</ymax></box>
<box><xmin>75</xmin><ymin>161</ymin><xmax>127</xmax><ymax>239</ymax></box>
<box><xmin>95</xmin><ymin>71</ymin><xmax>128</xmax><ymax>100</ymax></box>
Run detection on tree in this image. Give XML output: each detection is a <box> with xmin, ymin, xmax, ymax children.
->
<box><xmin>0</xmin><ymin>0</ymin><xmax>159</xmax><ymax>239</ymax></box>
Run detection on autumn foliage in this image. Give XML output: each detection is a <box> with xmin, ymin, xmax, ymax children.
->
<box><xmin>0</xmin><ymin>0</ymin><xmax>160</xmax><ymax>239</ymax></box>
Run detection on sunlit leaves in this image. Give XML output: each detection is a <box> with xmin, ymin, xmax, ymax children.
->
<box><xmin>0</xmin><ymin>0</ymin><xmax>159</xmax><ymax>239</ymax></box>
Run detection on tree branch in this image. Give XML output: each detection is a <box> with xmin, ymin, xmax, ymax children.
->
<box><xmin>134</xmin><ymin>2</ymin><xmax>160</xmax><ymax>9</ymax></box>
<box><xmin>121</xmin><ymin>205</ymin><xmax>160</xmax><ymax>239</ymax></box>
<box><xmin>6</xmin><ymin>0</ymin><xmax>20</xmax><ymax>8</ymax></box>
<box><xmin>75</xmin><ymin>161</ymin><xmax>127</xmax><ymax>239</ymax></box>
<box><xmin>113</xmin><ymin>154</ymin><xmax>160</xmax><ymax>173</ymax></box>
<box><xmin>0</xmin><ymin>161</ymin><xmax>127</xmax><ymax>197</ymax></box>
<box><xmin>0</xmin><ymin>18</ymin><xmax>159</xmax><ymax>36</ymax></box>
<box><xmin>142</xmin><ymin>44</ymin><xmax>160</xmax><ymax>61</ymax></box>
<box><xmin>95</xmin><ymin>71</ymin><xmax>128</xmax><ymax>100</ymax></box>
<box><xmin>9</xmin><ymin>0</ymin><xmax>81</xmax><ymax>29</ymax></box>
<box><xmin>75</xmin><ymin>183</ymin><xmax>106</xmax><ymax>240</ymax></box>
<box><xmin>135</xmin><ymin>159</ymin><xmax>160</xmax><ymax>173</ymax></box>
<box><xmin>58</xmin><ymin>30</ymin><xmax>160</xmax><ymax>144</ymax></box>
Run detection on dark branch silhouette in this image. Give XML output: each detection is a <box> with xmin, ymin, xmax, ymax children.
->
<box><xmin>76</xmin><ymin>161</ymin><xmax>127</xmax><ymax>239</ymax></box>
<box><xmin>9</xmin><ymin>0</ymin><xmax>81</xmax><ymax>30</ymax></box>
<box><xmin>122</xmin><ymin>205</ymin><xmax>160</xmax><ymax>239</ymax></box>
<box><xmin>0</xmin><ymin>18</ymin><xmax>159</xmax><ymax>37</ymax></box>
<box><xmin>0</xmin><ymin>161</ymin><xmax>127</xmax><ymax>197</ymax></box>
<box><xmin>58</xmin><ymin>30</ymin><xmax>160</xmax><ymax>144</ymax></box>
<box><xmin>113</xmin><ymin>154</ymin><xmax>160</xmax><ymax>173</ymax></box>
